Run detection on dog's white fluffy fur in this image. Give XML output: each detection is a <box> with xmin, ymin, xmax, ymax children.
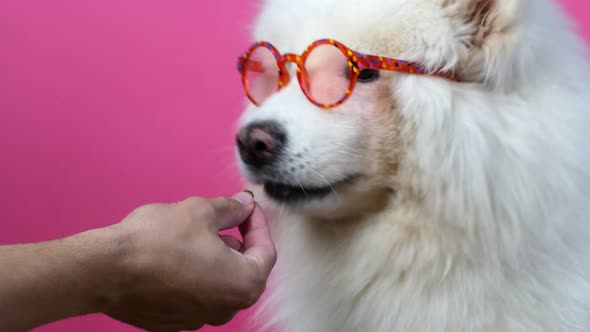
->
<box><xmin>237</xmin><ymin>0</ymin><xmax>590</xmax><ymax>331</ymax></box>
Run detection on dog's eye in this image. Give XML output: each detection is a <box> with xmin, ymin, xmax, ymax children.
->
<box><xmin>357</xmin><ymin>69</ymin><xmax>380</xmax><ymax>83</ymax></box>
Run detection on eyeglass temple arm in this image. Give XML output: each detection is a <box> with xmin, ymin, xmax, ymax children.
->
<box><xmin>360</xmin><ymin>54</ymin><xmax>460</xmax><ymax>81</ymax></box>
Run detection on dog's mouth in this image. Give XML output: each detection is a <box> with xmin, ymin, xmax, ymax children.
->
<box><xmin>263</xmin><ymin>175</ymin><xmax>359</xmax><ymax>203</ymax></box>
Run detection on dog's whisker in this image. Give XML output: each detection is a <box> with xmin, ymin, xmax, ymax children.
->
<box><xmin>295</xmin><ymin>178</ymin><xmax>309</xmax><ymax>199</ymax></box>
<box><xmin>309</xmin><ymin>147</ymin><xmax>378</xmax><ymax>165</ymax></box>
<box><xmin>275</xmin><ymin>144</ymin><xmax>291</xmax><ymax>155</ymax></box>
<box><xmin>311</xmin><ymin>169</ymin><xmax>341</xmax><ymax>200</ymax></box>
<box><xmin>219</xmin><ymin>145</ymin><xmax>237</xmax><ymax>152</ymax></box>
<box><xmin>332</xmin><ymin>150</ymin><xmax>378</xmax><ymax>163</ymax></box>
<box><xmin>210</xmin><ymin>145</ymin><xmax>239</xmax><ymax>158</ymax></box>
<box><xmin>279</xmin><ymin>202</ymin><xmax>285</xmax><ymax>216</ymax></box>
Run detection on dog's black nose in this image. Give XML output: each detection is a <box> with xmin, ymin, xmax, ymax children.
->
<box><xmin>237</xmin><ymin>121</ymin><xmax>286</xmax><ymax>168</ymax></box>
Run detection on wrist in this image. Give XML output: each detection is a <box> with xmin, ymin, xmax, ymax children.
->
<box><xmin>72</xmin><ymin>225</ymin><xmax>130</xmax><ymax>315</ymax></box>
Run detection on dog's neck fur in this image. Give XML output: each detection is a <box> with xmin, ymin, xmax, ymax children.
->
<box><xmin>259</xmin><ymin>188</ymin><xmax>590</xmax><ymax>332</ymax></box>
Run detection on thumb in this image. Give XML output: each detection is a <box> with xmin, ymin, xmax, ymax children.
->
<box><xmin>208</xmin><ymin>191</ymin><xmax>255</xmax><ymax>231</ymax></box>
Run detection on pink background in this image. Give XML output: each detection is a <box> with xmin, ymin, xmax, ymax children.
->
<box><xmin>0</xmin><ymin>1</ymin><xmax>588</xmax><ymax>332</ymax></box>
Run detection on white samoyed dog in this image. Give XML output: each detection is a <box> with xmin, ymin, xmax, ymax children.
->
<box><xmin>235</xmin><ymin>0</ymin><xmax>590</xmax><ymax>331</ymax></box>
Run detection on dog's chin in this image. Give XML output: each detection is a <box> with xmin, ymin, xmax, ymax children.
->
<box><xmin>242</xmin><ymin>173</ymin><xmax>360</xmax><ymax>211</ymax></box>
<box><xmin>259</xmin><ymin>175</ymin><xmax>394</xmax><ymax>219</ymax></box>
<box><xmin>263</xmin><ymin>175</ymin><xmax>358</xmax><ymax>204</ymax></box>
<box><xmin>242</xmin><ymin>169</ymin><xmax>393</xmax><ymax>218</ymax></box>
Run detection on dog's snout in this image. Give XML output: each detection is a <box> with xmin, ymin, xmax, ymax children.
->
<box><xmin>237</xmin><ymin>121</ymin><xmax>286</xmax><ymax>168</ymax></box>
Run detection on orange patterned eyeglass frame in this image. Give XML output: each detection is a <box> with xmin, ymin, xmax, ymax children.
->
<box><xmin>237</xmin><ymin>39</ymin><xmax>460</xmax><ymax>109</ymax></box>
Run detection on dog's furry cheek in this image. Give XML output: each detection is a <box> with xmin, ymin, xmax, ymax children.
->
<box><xmin>360</xmin><ymin>79</ymin><xmax>405</xmax><ymax>182</ymax></box>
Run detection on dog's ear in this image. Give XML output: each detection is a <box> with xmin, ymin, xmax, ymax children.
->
<box><xmin>450</xmin><ymin>0</ymin><xmax>527</xmax><ymax>85</ymax></box>
<box><xmin>453</xmin><ymin>0</ymin><xmax>522</xmax><ymax>48</ymax></box>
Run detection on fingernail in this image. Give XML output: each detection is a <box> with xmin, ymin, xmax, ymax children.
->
<box><xmin>233</xmin><ymin>191</ymin><xmax>254</xmax><ymax>206</ymax></box>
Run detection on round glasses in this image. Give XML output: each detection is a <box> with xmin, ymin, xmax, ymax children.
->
<box><xmin>237</xmin><ymin>39</ymin><xmax>459</xmax><ymax>109</ymax></box>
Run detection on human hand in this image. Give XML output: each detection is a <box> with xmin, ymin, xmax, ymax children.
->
<box><xmin>98</xmin><ymin>192</ymin><xmax>276</xmax><ymax>331</ymax></box>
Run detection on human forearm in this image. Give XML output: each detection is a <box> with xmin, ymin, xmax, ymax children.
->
<box><xmin>0</xmin><ymin>193</ymin><xmax>276</xmax><ymax>331</ymax></box>
<box><xmin>0</xmin><ymin>228</ymin><xmax>119</xmax><ymax>331</ymax></box>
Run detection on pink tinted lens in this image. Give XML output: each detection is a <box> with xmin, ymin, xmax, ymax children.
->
<box><xmin>303</xmin><ymin>44</ymin><xmax>351</xmax><ymax>106</ymax></box>
<box><xmin>244</xmin><ymin>46</ymin><xmax>280</xmax><ymax>105</ymax></box>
